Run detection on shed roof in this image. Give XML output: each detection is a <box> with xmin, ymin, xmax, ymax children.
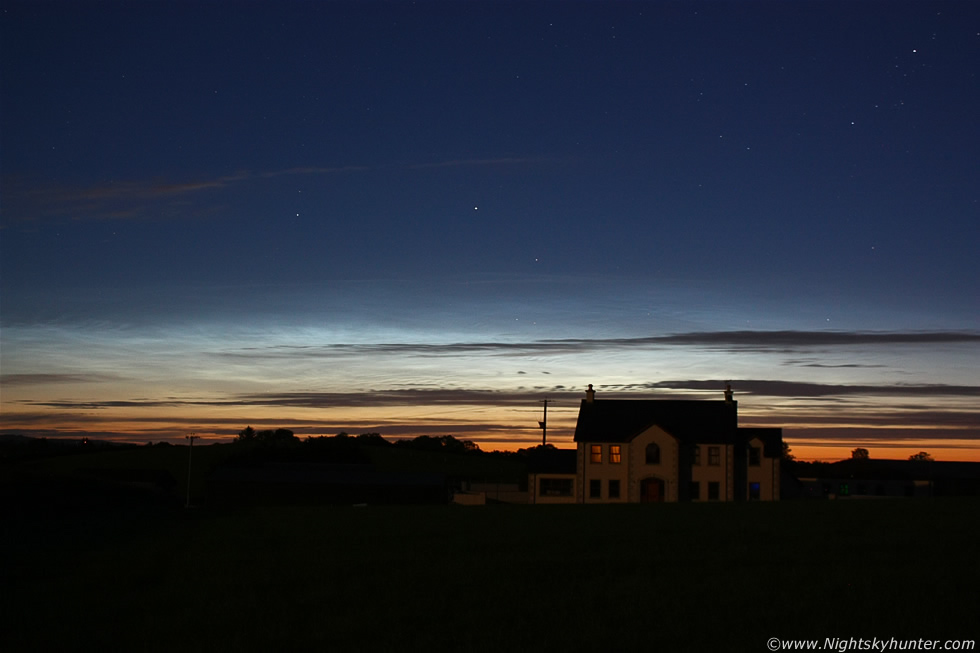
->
<box><xmin>526</xmin><ymin>447</ymin><xmax>577</xmax><ymax>474</ymax></box>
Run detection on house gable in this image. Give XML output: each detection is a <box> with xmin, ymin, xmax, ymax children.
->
<box><xmin>628</xmin><ymin>424</ymin><xmax>680</xmax><ymax>502</ymax></box>
<box><xmin>739</xmin><ymin>428</ymin><xmax>782</xmax><ymax>501</ymax></box>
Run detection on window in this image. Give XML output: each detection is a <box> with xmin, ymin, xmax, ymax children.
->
<box><xmin>539</xmin><ymin>478</ymin><xmax>573</xmax><ymax>497</ymax></box>
<box><xmin>609</xmin><ymin>480</ymin><xmax>620</xmax><ymax>499</ymax></box>
<box><xmin>589</xmin><ymin>479</ymin><xmax>601</xmax><ymax>499</ymax></box>
<box><xmin>749</xmin><ymin>482</ymin><xmax>760</xmax><ymax>501</ymax></box>
<box><xmin>839</xmin><ymin>483</ymin><xmax>850</xmax><ymax>496</ymax></box>
<box><xmin>609</xmin><ymin>445</ymin><xmax>622</xmax><ymax>464</ymax></box>
<box><xmin>590</xmin><ymin>444</ymin><xmax>602</xmax><ymax>464</ymax></box>
<box><xmin>708</xmin><ymin>481</ymin><xmax>720</xmax><ymax>500</ymax></box>
<box><xmin>748</xmin><ymin>446</ymin><xmax>761</xmax><ymax>466</ymax></box>
<box><xmin>645</xmin><ymin>443</ymin><xmax>661</xmax><ymax>464</ymax></box>
<box><xmin>690</xmin><ymin>481</ymin><xmax>700</xmax><ymax>500</ymax></box>
<box><xmin>692</xmin><ymin>445</ymin><xmax>701</xmax><ymax>466</ymax></box>
<box><xmin>708</xmin><ymin>446</ymin><xmax>720</xmax><ymax>466</ymax></box>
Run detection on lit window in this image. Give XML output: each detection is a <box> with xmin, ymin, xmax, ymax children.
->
<box><xmin>609</xmin><ymin>480</ymin><xmax>620</xmax><ymax>499</ymax></box>
<box><xmin>610</xmin><ymin>445</ymin><xmax>621</xmax><ymax>464</ymax></box>
<box><xmin>590</xmin><ymin>444</ymin><xmax>602</xmax><ymax>464</ymax></box>
<box><xmin>645</xmin><ymin>443</ymin><xmax>660</xmax><ymax>464</ymax></box>
<box><xmin>589</xmin><ymin>479</ymin><xmax>601</xmax><ymax>499</ymax></box>
<box><xmin>693</xmin><ymin>445</ymin><xmax>701</xmax><ymax>465</ymax></box>
<box><xmin>749</xmin><ymin>482</ymin><xmax>760</xmax><ymax>500</ymax></box>
<box><xmin>748</xmin><ymin>446</ymin><xmax>761</xmax><ymax>466</ymax></box>
<box><xmin>690</xmin><ymin>481</ymin><xmax>700</xmax><ymax>500</ymax></box>
<box><xmin>708</xmin><ymin>481</ymin><xmax>720</xmax><ymax>500</ymax></box>
<box><xmin>708</xmin><ymin>446</ymin><xmax>720</xmax><ymax>466</ymax></box>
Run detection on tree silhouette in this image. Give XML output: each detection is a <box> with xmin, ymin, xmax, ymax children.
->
<box><xmin>395</xmin><ymin>435</ymin><xmax>480</xmax><ymax>453</ymax></box>
<box><xmin>236</xmin><ymin>426</ymin><xmax>256</xmax><ymax>442</ymax></box>
<box><xmin>356</xmin><ymin>433</ymin><xmax>391</xmax><ymax>447</ymax></box>
<box><xmin>851</xmin><ymin>448</ymin><xmax>869</xmax><ymax>460</ymax></box>
<box><xmin>781</xmin><ymin>442</ymin><xmax>795</xmax><ymax>463</ymax></box>
<box><xmin>908</xmin><ymin>451</ymin><xmax>934</xmax><ymax>462</ymax></box>
<box><xmin>257</xmin><ymin>428</ymin><xmax>296</xmax><ymax>443</ymax></box>
<box><xmin>303</xmin><ymin>434</ymin><xmax>369</xmax><ymax>463</ymax></box>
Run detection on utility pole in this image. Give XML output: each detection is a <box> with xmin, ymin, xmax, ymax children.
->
<box><xmin>185</xmin><ymin>434</ymin><xmax>198</xmax><ymax>508</ymax></box>
<box><xmin>538</xmin><ymin>399</ymin><xmax>551</xmax><ymax>446</ymax></box>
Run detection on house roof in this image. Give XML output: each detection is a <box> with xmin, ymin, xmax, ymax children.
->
<box><xmin>573</xmin><ymin>399</ymin><xmax>738</xmax><ymax>444</ymax></box>
<box><xmin>526</xmin><ymin>447</ymin><xmax>577</xmax><ymax>474</ymax></box>
<box><xmin>738</xmin><ymin>427</ymin><xmax>783</xmax><ymax>457</ymax></box>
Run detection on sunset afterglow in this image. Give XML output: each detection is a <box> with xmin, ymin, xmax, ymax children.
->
<box><xmin>2</xmin><ymin>2</ymin><xmax>977</xmax><ymax>462</ymax></box>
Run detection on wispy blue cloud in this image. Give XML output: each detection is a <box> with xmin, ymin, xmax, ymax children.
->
<box><xmin>0</xmin><ymin>373</ymin><xmax>127</xmax><ymax>385</ymax></box>
<box><xmin>210</xmin><ymin>330</ymin><xmax>980</xmax><ymax>360</ymax></box>
<box><xmin>16</xmin><ymin>378</ymin><xmax>980</xmax><ymax>410</ymax></box>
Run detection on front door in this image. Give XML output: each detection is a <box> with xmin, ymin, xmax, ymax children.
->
<box><xmin>640</xmin><ymin>477</ymin><xmax>665</xmax><ymax>503</ymax></box>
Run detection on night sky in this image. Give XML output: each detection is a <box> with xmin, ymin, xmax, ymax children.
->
<box><xmin>2</xmin><ymin>1</ymin><xmax>978</xmax><ymax>460</ymax></box>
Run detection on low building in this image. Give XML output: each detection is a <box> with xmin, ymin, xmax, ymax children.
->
<box><xmin>527</xmin><ymin>447</ymin><xmax>577</xmax><ymax>504</ymax></box>
<box><xmin>794</xmin><ymin>459</ymin><xmax>980</xmax><ymax>499</ymax></box>
<box><xmin>453</xmin><ymin>480</ymin><xmax>527</xmax><ymax>504</ymax></box>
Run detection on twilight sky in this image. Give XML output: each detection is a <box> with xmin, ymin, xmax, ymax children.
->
<box><xmin>2</xmin><ymin>1</ymin><xmax>978</xmax><ymax>460</ymax></box>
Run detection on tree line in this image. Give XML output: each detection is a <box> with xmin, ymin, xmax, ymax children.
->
<box><xmin>233</xmin><ymin>427</ymin><xmax>483</xmax><ymax>454</ymax></box>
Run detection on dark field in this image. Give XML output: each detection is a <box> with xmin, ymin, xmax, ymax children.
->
<box><xmin>3</xmin><ymin>491</ymin><xmax>977</xmax><ymax>653</ymax></box>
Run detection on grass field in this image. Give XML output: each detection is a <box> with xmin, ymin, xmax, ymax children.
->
<box><xmin>3</xmin><ymin>494</ymin><xmax>977</xmax><ymax>652</ymax></box>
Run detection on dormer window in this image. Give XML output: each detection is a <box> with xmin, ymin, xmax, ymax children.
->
<box><xmin>645</xmin><ymin>443</ymin><xmax>661</xmax><ymax>464</ymax></box>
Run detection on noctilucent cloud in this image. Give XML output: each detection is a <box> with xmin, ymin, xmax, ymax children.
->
<box><xmin>2</xmin><ymin>1</ymin><xmax>978</xmax><ymax>460</ymax></box>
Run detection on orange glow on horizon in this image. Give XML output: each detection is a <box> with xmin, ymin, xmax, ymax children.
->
<box><xmin>2</xmin><ymin>396</ymin><xmax>977</xmax><ymax>462</ymax></box>
<box><xmin>785</xmin><ymin>442</ymin><xmax>980</xmax><ymax>463</ymax></box>
<box><xmin>4</xmin><ymin>415</ymin><xmax>978</xmax><ymax>463</ymax></box>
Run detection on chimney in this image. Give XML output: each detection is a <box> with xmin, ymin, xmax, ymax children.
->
<box><xmin>724</xmin><ymin>382</ymin><xmax>734</xmax><ymax>404</ymax></box>
<box><xmin>585</xmin><ymin>384</ymin><xmax>595</xmax><ymax>403</ymax></box>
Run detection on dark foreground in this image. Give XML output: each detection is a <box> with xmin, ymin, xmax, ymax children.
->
<box><xmin>3</xmin><ymin>492</ymin><xmax>977</xmax><ymax>652</ymax></box>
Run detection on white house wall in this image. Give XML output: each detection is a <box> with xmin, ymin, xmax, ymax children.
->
<box><xmin>628</xmin><ymin>425</ymin><xmax>679</xmax><ymax>502</ymax></box>
<box><xmin>691</xmin><ymin>443</ymin><xmax>735</xmax><ymax>501</ymax></box>
<box><xmin>579</xmin><ymin>442</ymin><xmax>630</xmax><ymax>503</ymax></box>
